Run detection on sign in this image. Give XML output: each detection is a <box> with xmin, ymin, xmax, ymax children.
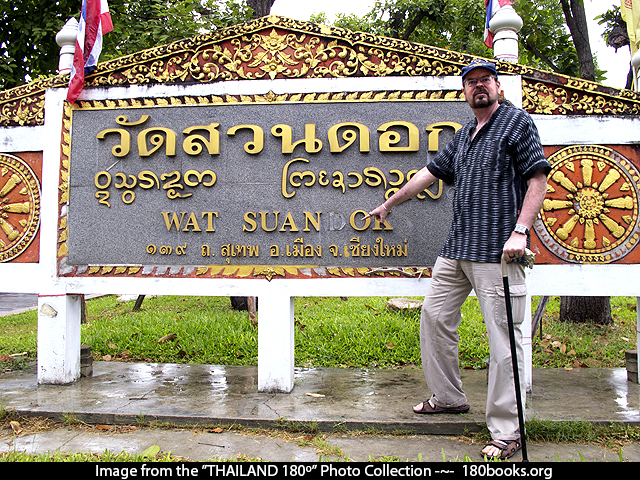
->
<box><xmin>67</xmin><ymin>96</ymin><xmax>469</xmax><ymax>270</ymax></box>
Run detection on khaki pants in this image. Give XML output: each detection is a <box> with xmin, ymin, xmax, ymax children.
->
<box><xmin>420</xmin><ymin>256</ymin><xmax>527</xmax><ymax>441</ymax></box>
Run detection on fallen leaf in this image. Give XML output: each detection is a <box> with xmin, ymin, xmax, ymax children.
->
<box><xmin>9</xmin><ymin>421</ymin><xmax>22</xmax><ymax>435</ymax></box>
<box><xmin>102</xmin><ymin>354</ymin><xmax>112</xmax><ymax>361</ymax></box>
<box><xmin>551</xmin><ymin>341</ymin><xmax>561</xmax><ymax>348</ymax></box>
<box><xmin>560</xmin><ymin>344</ymin><xmax>567</xmax><ymax>354</ymax></box>
<box><xmin>158</xmin><ymin>333</ymin><xmax>177</xmax><ymax>343</ymax></box>
<box><xmin>568</xmin><ymin>349</ymin><xmax>576</xmax><ymax>356</ymax></box>
<box><xmin>585</xmin><ymin>358</ymin><xmax>602</xmax><ymax>367</ymax></box>
<box><xmin>209</xmin><ymin>428</ymin><xmax>224</xmax><ymax>433</ymax></box>
<box><xmin>386</xmin><ymin>343</ymin><xmax>395</xmax><ymax>349</ymax></box>
<box><xmin>541</xmin><ymin>340</ymin><xmax>550</xmax><ymax>348</ymax></box>
<box><xmin>141</xmin><ymin>445</ymin><xmax>160</xmax><ymax>458</ymax></box>
<box><xmin>305</xmin><ymin>392</ymin><xmax>325</xmax><ymax>398</ymax></box>
<box><xmin>107</xmin><ymin>342</ymin><xmax>117</xmax><ymax>349</ymax></box>
<box><xmin>96</xmin><ymin>424</ymin><xmax>110</xmax><ymax>431</ymax></box>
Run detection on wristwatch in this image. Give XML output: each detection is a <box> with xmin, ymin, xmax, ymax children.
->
<box><xmin>513</xmin><ymin>224</ymin><xmax>529</xmax><ymax>235</ymax></box>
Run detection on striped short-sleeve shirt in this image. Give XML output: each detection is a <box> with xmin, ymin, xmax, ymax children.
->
<box><xmin>427</xmin><ymin>104</ymin><xmax>551</xmax><ymax>264</ymax></box>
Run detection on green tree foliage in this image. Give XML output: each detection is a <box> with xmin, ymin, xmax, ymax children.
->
<box><xmin>517</xmin><ymin>0</ymin><xmax>580</xmax><ymax>78</ymax></box>
<box><xmin>0</xmin><ymin>0</ymin><xmax>253</xmax><ymax>90</ymax></box>
<box><xmin>0</xmin><ymin>0</ymin><xmax>78</xmax><ymax>90</ymax></box>
<box><xmin>316</xmin><ymin>0</ymin><xmax>602</xmax><ymax>81</ymax></box>
<box><xmin>2</xmin><ymin>0</ymin><xmax>607</xmax><ymax>91</ymax></box>
<box><xmin>102</xmin><ymin>0</ymin><xmax>253</xmax><ymax>61</ymax></box>
<box><xmin>315</xmin><ymin>0</ymin><xmax>488</xmax><ymax>57</ymax></box>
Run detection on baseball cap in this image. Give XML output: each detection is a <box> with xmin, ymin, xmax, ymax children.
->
<box><xmin>461</xmin><ymin>59</ymin><xmax>498</xmax><ymax>80</ymax></box>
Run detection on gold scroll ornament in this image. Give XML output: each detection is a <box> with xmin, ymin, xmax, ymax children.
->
<box><xmin>534</xmin><ymin>145</ymin><xmax>640</xmax><ymax>264</ymax></box>
<box><xmin>0</xmin><ymin>154</ymin><xmax>41</xmax><ymax>261</ymax></box>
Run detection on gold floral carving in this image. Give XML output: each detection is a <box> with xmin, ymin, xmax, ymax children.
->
<box><xmin>0</xmin><ymin>91</ymin><xmax>46</xmax><ymax>127</ymax></box>
<box><xmin>2</xmin><ymin>16</ymin><xmax>640</xmax><ymax>126</ymax></box>
<box><xmin>523</xmin><ymin>80</ymin><xmax>640</xmax><ymax>116</ymax></box>
<box><xmin>534</xmin><ymin>145</ymin><xmax>640</xmax><ymax>264</ymax></box>
<box><xmin>72</xmin><ymin>88</ymin><xmax>463</xmax><ymax>112</ymax></box>
<box><xmin>57</xmin><ymin>103</ymin><xmax>72</xmax><ymax>260</ymax></box>
<box><xmin>0</xmin><ymin>154</ymin><xmax>41</xmax><ymax>261</ymax></box>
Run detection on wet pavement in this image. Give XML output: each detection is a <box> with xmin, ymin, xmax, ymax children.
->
<box><xmin>1</xmin><ymin>361</ymin><xmax>639</xmax><ymax>462</ymax></box>
<box><xmin>0</xmin><ymin>292</ymin><xmax>37</xmax><ymax>314</ymax></box>
<box><xmin>1</xmin><ymin>293</ymin><xmax>639</xmax><ymax>462</ymax></box>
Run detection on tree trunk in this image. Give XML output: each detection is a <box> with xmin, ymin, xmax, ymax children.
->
<box><xmin>246</xmin><ymin>0</ymin><xmax>275</xmax><ymax>18</ymax></box>
<box><xmin>559</xmin><ymin>296</ymin><xmax>613</xmax><ymax>325</ymax></box>
<box><xmin>559</xmin><ymin>0</ymin><xmax>596</xmax><ymax>81</ymax></box>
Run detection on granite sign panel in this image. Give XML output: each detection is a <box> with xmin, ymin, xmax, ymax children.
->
<box><xmin>67</xmin><ymin>97</ymin><xmax>470</xmax><ymax>268</ymax></box>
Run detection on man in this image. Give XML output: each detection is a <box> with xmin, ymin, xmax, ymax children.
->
<box><xmin>364</xmin><ymin>58</ymin><xmax>550</xmax><ymax>460</ymax></box>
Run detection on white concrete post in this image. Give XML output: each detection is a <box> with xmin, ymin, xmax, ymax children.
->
<box><xmin>523</xmin><ymin>294</ymin><xmax>532</xmax><ymax>393</ymax></box>
<box><xmin>257</xmin><ymin>293</ymin><xmax>295</xmax><ymax>392</ymax></box>
<box><xmin>37</xmin><ymin>294</ymin><xmax>83</xmax><ymax>384</ymax></box>
<box><xmin>56</xmin><ymin>18</ymin><xmax>78</xmax><ymax>74</ymax></box>
<box><xmin>489</xmin><ymin>5</ymin><xmax>523</xmax><ymax>63</ymax></box>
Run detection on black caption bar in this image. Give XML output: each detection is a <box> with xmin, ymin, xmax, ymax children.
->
<box><xmin>18</xmin><ymin>461</ymin><xmax>618</xmax><ymax>479</ymax></box>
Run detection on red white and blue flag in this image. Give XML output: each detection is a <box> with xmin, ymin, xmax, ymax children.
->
<box><xmin>67</xmin><ymin>0</ymin><xmax>113</xmax><ymax>103</ymax></box>
<box><xmin>484</xmin><ymin>0</ymin><xmax>513</xmax><ymax>48</ymax></box>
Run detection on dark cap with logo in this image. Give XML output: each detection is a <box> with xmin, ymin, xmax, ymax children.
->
<box><xmin>460</xmin><ymin>59</ymin><xmax>498</xmax><ymax>80</ymax></box>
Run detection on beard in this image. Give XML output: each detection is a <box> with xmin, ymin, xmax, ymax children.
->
<box><xmin>467</xmin><ymin>87</ymin><xmax>498</xmax><ymax>109</ymax></box>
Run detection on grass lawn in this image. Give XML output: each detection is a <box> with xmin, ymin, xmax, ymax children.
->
<box><xmin>0</xmin><ymin>295</ymin><xmax>636</xmax><ymax>371</ymax></box>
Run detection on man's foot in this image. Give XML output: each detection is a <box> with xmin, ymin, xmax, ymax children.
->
<box><xmin>412</xmin><ymin>397</ymin><xmax>470</xmax><ymax>414</ymax></box>
<box><xmin>480</xmin><ymin>439</ymin><xmax>522</xmax><ymax>460</ymax></box>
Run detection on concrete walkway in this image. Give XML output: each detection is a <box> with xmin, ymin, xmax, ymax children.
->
<box><xmin>1</xmin><ymin>362</ymin><xmax>639</xmax><ymax>462</ymax></box>
<box><xmin>0</xmin><ymin>292</ymin><xmax>37</xmax><ymax>314</ymax></box>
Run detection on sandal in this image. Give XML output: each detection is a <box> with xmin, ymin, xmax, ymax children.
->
<box><xmin>413</xmin><ymin>397</ymin><xmax>470</xmax><ymax>415</ymax></box>
<box><xmin>480</xmin><ymin>438</ymin><xmax>522</xmax><ymax>460</ymax></box>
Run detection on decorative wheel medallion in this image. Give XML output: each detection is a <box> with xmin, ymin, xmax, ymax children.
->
<box><xmin>534</xmin><ymin>145</ymin><xmax>640</xmax><ymax>264</ymax></box>
<box><xmin>0</xmin><ymin>154</ymin><xmax>40</xmax><ymax>262</ymax></box>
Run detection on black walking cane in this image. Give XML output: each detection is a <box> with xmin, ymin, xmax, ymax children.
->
<box><xmin>501</xmin><ymin>249</ymin><xmax>534</xmax><ymax>462</ymax></box>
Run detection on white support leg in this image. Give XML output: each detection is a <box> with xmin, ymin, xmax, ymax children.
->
<box><xmin>37</xmin><ymin>294</ymin><xmax>83</xmax><ymax>385</ymax></box>
<box><xmin>523</xmin><ymin>294</ymin><xmax>532</xmax><ymax>393</ymax></box>
<box><xmin>257</xmin><ymin>292</ymin><xmax>294</xmax><ymax>393</ymax></box>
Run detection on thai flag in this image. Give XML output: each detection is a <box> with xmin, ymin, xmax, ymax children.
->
<box><xmin>67</xmin><ymin>0</ymin><xmax>113</xmax><ymax>103</ymax></box>
<box><xmin>484</xmin><ymin>0</ymin><xmax>513</xmax><ymax>48</ymax></box>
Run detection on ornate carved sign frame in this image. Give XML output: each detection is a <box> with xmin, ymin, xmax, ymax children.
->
<box><xmin>0</xmin><ymin>16</ymin><xmax>639</xmax><ymax>390</ymax></box>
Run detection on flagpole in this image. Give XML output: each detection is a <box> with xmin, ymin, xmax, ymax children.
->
<box><xmin>633</xmin><ymin>50</ymin><xmax>640</xmax><ymax>92</ymax></box>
